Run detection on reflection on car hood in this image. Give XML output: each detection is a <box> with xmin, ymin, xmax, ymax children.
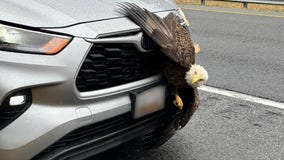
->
<box><xmin>0</xmin><ymin>0</ymin><xmax>177</xmax><ymax>28</ymax></box>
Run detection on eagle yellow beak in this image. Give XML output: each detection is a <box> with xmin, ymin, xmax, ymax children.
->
<box><xmin>192</xmin><ymin>74</ymin><xmax>200</xmax><ymax>84</ymax></box>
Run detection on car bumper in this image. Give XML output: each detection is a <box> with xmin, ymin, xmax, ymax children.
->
<box><xmin>32</xmin><ymin>110</ymin><xmax>175</xmax><ymax>160</ymax></box>
<box><xmin>0</xmin><ymin>72</ymin><xmax>164</xmax><ymax>160</ymax></box>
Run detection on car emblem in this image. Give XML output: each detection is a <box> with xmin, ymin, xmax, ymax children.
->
<box><xmin>141</xmin><ymin>33</ymin><xmax>154</xmax><ymax>50</ymax></box>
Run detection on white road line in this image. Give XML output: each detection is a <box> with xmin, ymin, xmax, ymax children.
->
<box><xmin>198</xmin><ymin>86</ymin><xmax>284</xmax><ymax>109</ymax></box>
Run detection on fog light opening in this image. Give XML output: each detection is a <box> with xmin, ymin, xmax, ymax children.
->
<box><xmin>0</xmin><ymin>89</ymin><xmax>32</xmax><ymax>130</ymax></box>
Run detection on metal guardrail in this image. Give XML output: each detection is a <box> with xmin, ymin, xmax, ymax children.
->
<box><xmin>200</xmin><ymin>0</ymin><xmax>284</xmax><ymax>8</ymax></box>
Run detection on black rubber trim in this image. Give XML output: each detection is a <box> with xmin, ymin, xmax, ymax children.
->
<box><xmin>34</xmin><ymin>111</ymin><xmax>171</xmax><ymax>160</ymax></box>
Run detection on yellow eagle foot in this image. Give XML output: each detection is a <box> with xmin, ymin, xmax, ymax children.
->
<box><xmin>194</xmin><ymin>43</ymin><xmax>200</xmax><ymax>54</ymax></box>
<box><xmin>173</xmin><ymin>94</ymin><xmax>184</xmax><ymax>110</ymax></box>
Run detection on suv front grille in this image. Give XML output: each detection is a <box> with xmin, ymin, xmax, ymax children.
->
<box><xmin>76</xmin><ymin>44</ymin><xmax>162</xmax><ymax>92</ymax></box>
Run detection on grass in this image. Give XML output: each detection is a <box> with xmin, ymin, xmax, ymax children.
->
<box><xmin>176</xmin><ymin>0</ymin><xmax>201</xmax><ymax>5</ymax></box>
<box><xmin>175</xmin><ymin>0</ymin><xmax>284</xmax><ymax>12</ymax></box>
<box><xmin>248</xmin><ymin>3</ymin><xmax>284</xmax><ymax>12</ymax></box>
<box><xmin>205</xmin><ymin>1</ymin><xmax>243</xmax><ymax>9</ymax></box>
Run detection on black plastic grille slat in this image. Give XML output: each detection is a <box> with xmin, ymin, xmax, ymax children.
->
<box><xmin>33</xmin><ymin>111</ymin><xmax>168</xmax><ymax>160</ymax></box>
<box><xmin>76</xmin><ymin>44</ymin><xmax>161</xmax><ymax>92</ymax></box>
<box><xmin>51</xmin><ymin>118</ymin><xmax>131</xmax><ymax>146</ymax></box>
<box><xmin>48</xmin><ymin>114</ymin><xmax>132</xmax><ymax>149</ymax></box>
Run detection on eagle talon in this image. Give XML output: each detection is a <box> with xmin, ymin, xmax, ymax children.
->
<box><xmin>194</xmin><ymin>43</ymin><xmax>200</xmax><ymax>54</ymax></box>
<box><xmin>173</xmin><ymin>94</ymin><xmax>183</xmax><ymax>110</ymax></box>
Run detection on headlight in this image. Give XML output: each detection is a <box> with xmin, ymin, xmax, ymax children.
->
<box><xmin>0</xmin><ymin>24</ymin><xmax>71</xmax><ymax>55</ymax></box>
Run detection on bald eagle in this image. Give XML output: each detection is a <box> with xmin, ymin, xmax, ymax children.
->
<box><xmin>118</xmin><ymin>2</ymin><xmax>208</xmax><ymax>110</ymax></box>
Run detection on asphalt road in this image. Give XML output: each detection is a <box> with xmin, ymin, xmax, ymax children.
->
<box><xmin>89</xmin><ymin>91</ymin><xmax>284</xmax><ymax>160</ymax></box>
<box><xmin>87</xmin><ymin>5</ymin><xmax>284</xmax><ymax>160</ymax></box>
<box><xmin>183</xmin><ymin>5</ymin><xmax>284</xmax><ymax>102</ymax></box>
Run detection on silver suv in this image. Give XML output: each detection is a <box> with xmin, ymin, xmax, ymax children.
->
<box><xmin>0</xmin><ymin>1</ymin><xmax>198</xmax><ymax>160</ymax></box>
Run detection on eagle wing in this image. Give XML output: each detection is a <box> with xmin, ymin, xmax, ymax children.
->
<box><xmin>118</xmin><ymin>2</ymin><xmax>195</xmax><ymax>68</ymax></box>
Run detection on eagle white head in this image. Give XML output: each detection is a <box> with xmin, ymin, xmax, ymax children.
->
<box><xmin>185</xmin><ymin>64</ymin><xmax>208</xmax><ymax>88</ymax></box>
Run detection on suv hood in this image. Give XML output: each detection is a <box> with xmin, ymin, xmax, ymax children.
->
<box><xmin>0</xmin><ymin>0</ymin><xmax>177</xmax><ymax>28</ymax></box>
